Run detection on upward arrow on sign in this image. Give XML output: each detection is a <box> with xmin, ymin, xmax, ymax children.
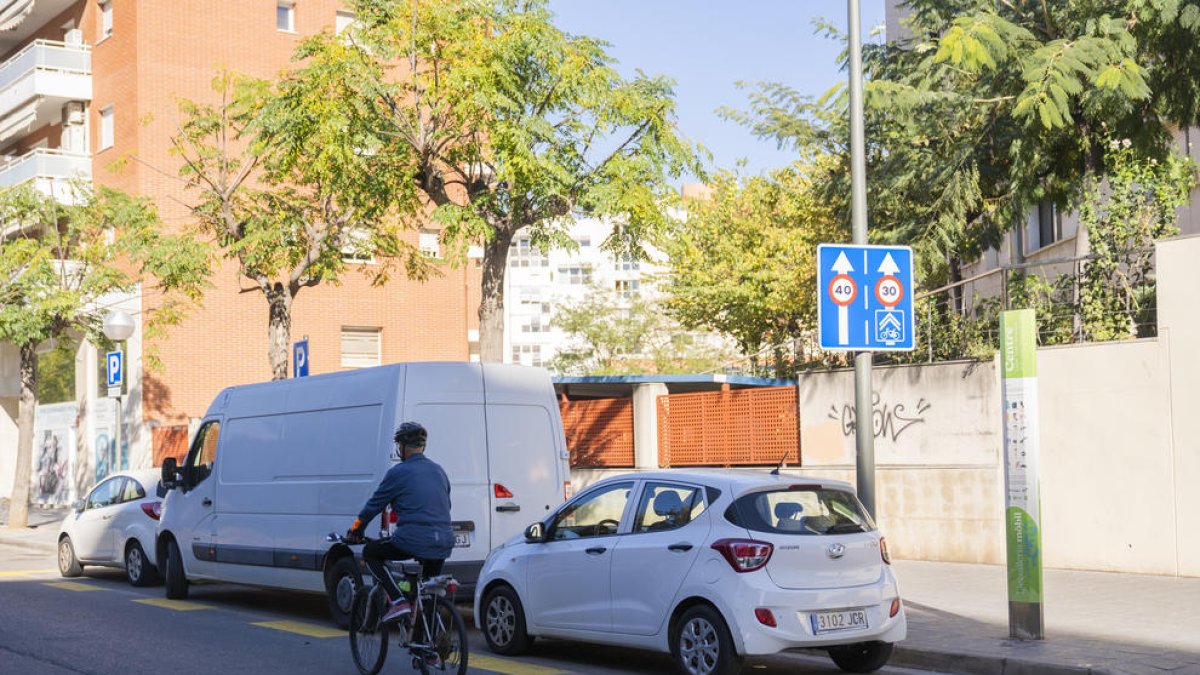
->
<box><xmin>877</xmin><ymin>252</ymin><xmax>901</xmax><ymax>276</ymax></box>
<box><xmin>832</xmin><ymin>251</ymin><xmax>855</xmax><ymax>274</ymax></box>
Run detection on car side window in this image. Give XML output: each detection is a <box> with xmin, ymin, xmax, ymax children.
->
<box><xmin>186</xmin><ymin>421</ymin><xmax>221</xmax><ymax>486</ymax></box>
<box><xmin>547</xmin><ymin>482</ymin><xmax>633</xmax><ymax>540</ymax></box>
<box><xmin>121</xmin><ymin>478</ymin><xmax>145</xmax><ymax>503</ymax></box>
<box><xmin>633</xmin><ymin>483</ymin><xmax>706</xmax><ymax>534</ymax></box>
<box><xmin>86</xmin><ymin>477</ymin><xmax>124</xmax><ymax>510</ymax></box>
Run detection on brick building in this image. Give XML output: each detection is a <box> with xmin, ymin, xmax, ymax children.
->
<box><xmin>0</xmin><ymin>1</ymin><xmax>479</xmax><ymax>502</ymax></box>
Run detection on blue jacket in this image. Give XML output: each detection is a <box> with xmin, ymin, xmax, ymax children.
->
<box><xmin>358</xmin><ymin>453</ymin><xmax>454</xmax><ymax>560</ymax></box>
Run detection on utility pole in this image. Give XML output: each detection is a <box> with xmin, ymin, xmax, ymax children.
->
<box><xmin>847</xmin><ymin>0</ymin><xmax>876</xmax><ymax>517</ymax></box>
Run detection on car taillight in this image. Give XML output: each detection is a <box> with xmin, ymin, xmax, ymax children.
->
<box><xmin>890</xmin><ymin>598</ymin><xmax>902</xmax><ymax>618</ymax></box>
<box><xmin>140</xmin><ymin>502</ymin><xmax>162</xmax><ymax>520</ymax></box>
<box><xmin>754</xmin><ymin>608</ymin><xmax>777</xmax><ymax>627</ymax></box>
<box><xmin>880</xmin><ymin>536</ymin><xmax>891</xmax><ymax>565</ymax></box>
<box><xmin>563</xmin><ymin>481</ymin><xmax>574</xmax><ymax>501</ymax></box>
<box><xmin>711</xmin><ymin>538</ymin><xmax>773</xmax><ymax>573</ymax></box>
<box><xmin>494</xmin><ymin>483</ymin><xmax>514</xmax><ymax>499</ymax></box>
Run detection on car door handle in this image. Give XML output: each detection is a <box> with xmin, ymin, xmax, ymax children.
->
<box><xmin>585</xmin><ymin>546</ymin><xmax>607</xmax><ymax>555</ymax></box>
<box><xmin>202</xmin><ymin>498</ymin><xmax>212</xmax><ymax>507</ymax></box>
<box><xmin>668</xmin><ymin>543</ymin><xmax>693</xmax><ymax>552</ymax></box>
<box><xmin>495</xmin><ymin>504</ymin><xmax>521</xmax><ymax>512</ymax></box>
<box><xmin>102</xmin><ymin>514</ymin><xmax>114</xmax><ymax>520</ymax></box>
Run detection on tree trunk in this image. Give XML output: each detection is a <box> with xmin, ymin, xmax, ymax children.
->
<box><xmin>266</xmin><ymin>284</ymin><xmax>293</xmax><ymax>381</ymax></box>
<box><xmin>478</xmin><ymin>228</ymin><xmax>515</xmax><ymax>363</ymax></box>
<box><xmin>8</xmin><ymin>343</ymin><xmax>38</xmax><ymax>529</ymax></box>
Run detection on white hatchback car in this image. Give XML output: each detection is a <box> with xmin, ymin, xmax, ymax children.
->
<box><xmin>58</xmin><ymin>469</ymin><xmax>165</xmax><ymax>586</ymax></box>
<box><xmin>474</xmin><ymin>470</ymin><xmax>906</xmax><ymax>675</ymax></box>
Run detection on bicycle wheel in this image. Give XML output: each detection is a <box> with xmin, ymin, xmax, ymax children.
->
<box><xmin>349</xmin><ymin>586</ymin><xmax>389</xmax><ymax>675</ymax></box>
<box><xmin>416</xmin><ymin>595</ymin><xmax>468</xmax><ymax>675</ymax></box>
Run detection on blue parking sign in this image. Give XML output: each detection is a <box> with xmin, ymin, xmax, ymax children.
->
<box><xmin>816</xmin><ymin>244</ymin><xmax>915</xmax><ymax>352</ymax></box>
<box><xmin>293</xmin><ymin>339</ymin><xmax>309</xmax><ymax>378</ymax></box>
<box><xmin>106</xmin><ymin>350</ymin><xmax>123</xmax><ymax>387</ymax></box>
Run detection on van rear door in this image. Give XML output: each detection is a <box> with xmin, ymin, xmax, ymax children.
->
<box><xmin>485</xmin><ymin>403</ymin><xmax>565</xmax><ymax>546</ymax></box>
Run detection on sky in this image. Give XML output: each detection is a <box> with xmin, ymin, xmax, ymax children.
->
<box><xmin>548</xmin><ymin>1</ymin><xmax>887</xmax><ymax>177</ymax></box>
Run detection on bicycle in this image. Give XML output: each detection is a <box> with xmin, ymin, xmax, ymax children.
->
<box><xmin>327</xmin><ymin>533</ymin><xmax>468</xmax><ymax>675</ymax></box>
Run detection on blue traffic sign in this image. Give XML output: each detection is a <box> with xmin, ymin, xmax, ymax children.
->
<box><xmin>293</xmin><ymin>339</ymin><xmax>309</xmax><ymax>378</ymax></box>
<box><xmin>817</xmin><ymin>244</ymin><xmax>915</xmax><ymax>352</ymax></box>
<box><xmin>106</xmin><ymin>350</ymin><xmax>123</xmax><ymax>387</ymax></box>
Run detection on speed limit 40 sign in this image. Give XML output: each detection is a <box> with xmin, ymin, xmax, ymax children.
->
<box><xmin>816</xmin><ymin>244</ymin><xmax>915</xmax><ymax>351</ymax></box>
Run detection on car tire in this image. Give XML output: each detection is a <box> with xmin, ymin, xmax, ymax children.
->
<box><xmin>481</xmin><ymin>585</ymin><xmax>533</xmax><ymax>656</ymax></box>
<box><xmin>58</xmin><ymin>537</ymin><xmax>82</xmax><ymax>578</ymax></box>
<box><xmin>325</xmin><ymin>556</ymin><xmax>361</xmax><ymax>629</ymax></box>
<box><xmin>125</xmin><ymin>540</ymin><xmax>158</xmax><ymax>587</ymax></box>
<box><xmin>828</xmin><ymin>641</ymin><xmax>894</xmax><ymax>673</ymax></box>
<box><xmin>671</xmin><ymin>605</ymin><xmax>742</xmax><ymax>675</ymax></box>
<box><xmin>164</xmin><ymin>538</ymin><xmax>189</xmax><ymax>600</ymax></box>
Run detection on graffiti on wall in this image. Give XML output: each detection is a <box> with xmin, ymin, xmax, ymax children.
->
<box><xmin>828</xmin><ymin>392</ymin><xmax>932</xmax><ymax>442</ymax></box>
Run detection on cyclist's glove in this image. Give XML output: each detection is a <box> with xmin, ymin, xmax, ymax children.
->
<box><xmin>346</xmin><ymin>518</ymin><xmax>365</xmax><ymax>544</ymax></box>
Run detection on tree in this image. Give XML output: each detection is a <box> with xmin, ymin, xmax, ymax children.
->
<box><xmin>727</xmin><ymin>1</ymin><xmax>1200</xmax><ymax>294</ymax></box>
<box><xmin>0</xmin><ymin>184</ymin><xmax>208</xmax><ymax>528</ymax></box>
<box><xmin>551</xmin><ymin>288</ymin><xmax>733</xmax><ymax>376</ymax></box>
<box><xmin>170</xmin><ymin>73</ymin><xmax>429</xmax><ymax>380</ymax></box>
<box><xmin>286</xmin><ymin>0</ymin><xmax>697</xmax><ymax>361</ymax></box>
<box><xmin>658</xmin><ymin>161</ymin><xmax>842</xmax><ymax>361</ymax></box>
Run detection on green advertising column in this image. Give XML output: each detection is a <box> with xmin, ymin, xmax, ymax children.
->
<box><xmin>1000</xmin><ymin>309</ymin><xmax>1044</xmax><ymax>640</ymax></box>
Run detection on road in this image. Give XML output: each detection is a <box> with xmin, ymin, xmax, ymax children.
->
<box><xmin>0</xmin><ymin>542</ymin><xmax>933</xmax><ymax>675</ymax></box>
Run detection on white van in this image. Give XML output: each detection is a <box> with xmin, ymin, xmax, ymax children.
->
<box><xmin>155</xmin><ymin>362</ymin><xmax>571</xmax><ymax>627</ymax></box>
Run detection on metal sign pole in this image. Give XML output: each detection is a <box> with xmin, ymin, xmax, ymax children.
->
<box><xmin>847</xmin><ymin>0</ymin><xmax>875</xmax><ymax>516</ymax></box>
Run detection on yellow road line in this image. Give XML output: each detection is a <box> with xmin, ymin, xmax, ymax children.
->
<box><xmin>251</xmin><ymin>620</ymin><xmax>345</xmax><ymax>639</ymax></box>
<box><xmin>133</xmin><ymin>598</ymin><xmax>213</xmax><ymax>611</ymax></box>
<box><xmin>469</xmin><ymin>654</ymin><xmax>568</xmax><ymax>675</ymax></box>
<box><xmin>0</xmin><ymin>569</ymin><xmax>58</xmax><ymax>578</ymax></box>
<box><xmin>43</xmin><ymin>581</ymin><xmax>104</xmax><ymax>592</ymax></box>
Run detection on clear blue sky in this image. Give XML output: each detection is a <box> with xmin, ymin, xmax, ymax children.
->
<box><xmin>548</xmin><ymin>1</ymin><xmax>887</xmax><ymax>176</ymax></box>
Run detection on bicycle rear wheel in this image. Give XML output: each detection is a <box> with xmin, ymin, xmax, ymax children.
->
<box><xmin>416</xmin><ymin>595</ymin><xmax>468</xmax><ymax>675</ymax></box>
<box><xmin>349</xmin><ymin>586</ymin><xmax>389</xmax><ymax>675</ymax></box>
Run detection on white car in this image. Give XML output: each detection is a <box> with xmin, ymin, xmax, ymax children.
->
<box><xmin>58</xmin><ymin>469</ymin><xmax>165</xmax><ymax>586</ymax></box>
<box><xmin>474</xmin><ymin>470</ymin><xmax>906</xmax><ymax>675</ymax></box>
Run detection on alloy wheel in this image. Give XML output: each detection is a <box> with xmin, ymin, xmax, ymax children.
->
<box><xmin>486</xmin><ymin>595</ymin><xmax>516</xmax><ymax>646</ymax></box>
<box><xmin>127</xmin><ymin>546</ymin><xmax>143</xmax><ymax>580</ymax></box>
<box><xmin>678</xmin><ymin>617</ymin><xmax>720</xmax><ymax>675</ymax></box>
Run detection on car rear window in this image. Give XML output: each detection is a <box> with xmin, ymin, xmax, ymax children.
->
<box><xmin>724</xmin><ymin>486</ymin><xmax>875</xmax><ymax>535</ymax></box>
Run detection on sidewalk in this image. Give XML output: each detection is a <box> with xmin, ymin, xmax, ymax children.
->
<box><xmin>888</xmin><ymin>559</ymin><xmax>1200</xmax><ymax>675</ymax></box>
<box><xmin>0</xmin><ymin>502</ymin><xmax>67</xmax><ymax>554</ymax></box>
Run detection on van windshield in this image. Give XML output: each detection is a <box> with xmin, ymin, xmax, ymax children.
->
<box><xmin>724</xmin><ymin>487</ymin><xmax>875</xmax><ymax>535</ymax></box>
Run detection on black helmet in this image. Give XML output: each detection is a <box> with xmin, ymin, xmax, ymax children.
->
<box><xmin>393</xmin><ymin>422</ymin><xmax>427</xmax><ymax>448</ymax></box>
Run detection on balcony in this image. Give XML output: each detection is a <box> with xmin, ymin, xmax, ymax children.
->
<box><xmin>0</xmin><ymin>39</ymin><xmax>90</xmax><ymax>142</ymax></box>
<box><xmin>0</xmin><ymin>1</ymin><xmax>80</xmax><ymax>52</ymax></box>
<box><xmin>0</xmin><ymin>146</ymin><xmax>90</xmax><ymax>196</ymax></box>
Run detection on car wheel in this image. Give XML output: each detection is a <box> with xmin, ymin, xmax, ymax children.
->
<box><xmin>125</xmin><ymin>540</ymin><xmax>158</xmax><ymax>587</ymax></box>
<box><xmin>482</xmin><ymin>585</ymin><xmax>532</xmax><ymax>656</ymax></box>
<box><xmin>164</xmin><ymin>538</ymin><xmax>189</xmax><ymax>600</ymax></box>
<box><xmin>58</xmin><ymin>537</ymin><xmax>82</xmax><ymax>577</ymax></box>
<box><xmin>828</xmin><ymin>641</ymin><xmax>894</xmax><ymax>673</ymax></box>
<box><xmin>671</xmin><ymin>605</ymin><xmax>742</xmax><ymax>675</ymax></box>
<box><xmin>325</xmin><ymin>556</ymin><xmax>361</xmax><ymax>630</ymax></box>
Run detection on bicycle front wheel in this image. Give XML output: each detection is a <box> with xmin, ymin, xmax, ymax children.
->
<box><xmin>349</xmin><ymin>587</ymin><xmax>389</xmax><ymax>675</ymax></box>
<box><xmin>418</xmin><ymin>595</ymin><xmax>468</xmax><ymax>675</ymax></box>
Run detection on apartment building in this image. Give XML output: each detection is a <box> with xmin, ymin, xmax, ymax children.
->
<box><xmin>0</xmin><ymin>1</ymin><xmax>478</xmax><ymax>504</ymax></box>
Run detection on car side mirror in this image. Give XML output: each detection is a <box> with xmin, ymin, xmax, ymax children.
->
<box><xmin>71</xmin><ymin>499</ymin><xmax>85</xmax><ymax>513</ymax></box>
<box><xmin>524</xmin><ymin>522</ymin><xmax>545</xmax><ymax>543</ymax></box>
<box><xmin>161</xmin><ymin>457</ymin><xmax>179</xmax><ymax>490</ymax></box>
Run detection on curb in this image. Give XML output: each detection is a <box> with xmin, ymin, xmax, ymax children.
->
<box><xmin>893</xmin><ymin>645</ymin><xmax>1112</xmax><ymax>675</ymax></box>
<box><xmin>0</xmin><ymin>528</ymin><xmax>59</xmax><ymax>554</ymax></box>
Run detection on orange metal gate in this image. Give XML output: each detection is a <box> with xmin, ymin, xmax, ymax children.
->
<box><xmin>559</xmin><ymin>398</ymin><xmax>635</xmax><ymax>467</ymax></box>
<box><xmin>657</xmin><ymin>386</ymin><xmax>799</xmax><ymax>467</ymax></box>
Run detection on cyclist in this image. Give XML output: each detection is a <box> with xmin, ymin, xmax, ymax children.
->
<box><xmin>346</xmin><ymin>422</ymin><xmax>454</xmax><ymax>623</ymax></box>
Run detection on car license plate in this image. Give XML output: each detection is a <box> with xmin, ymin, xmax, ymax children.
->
<box><xmin>810</xmin><ymin>609</ymin><xmax>868</xmax><ymax>634</ymax></box>
<box><xmin>453</xmin><ymin>529</ymin><xmax>470</xmax><ymax>548</ymax></box>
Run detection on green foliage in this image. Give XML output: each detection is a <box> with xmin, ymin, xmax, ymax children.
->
<box><xmin>36</xmin><ymin>346</ymin><xmax>75</xmax><ymax>404</ymax></box>
<box><xmin>658</xmin><ymin>161</ymin><xmax>842</xmax><ymax>355</ymax></box>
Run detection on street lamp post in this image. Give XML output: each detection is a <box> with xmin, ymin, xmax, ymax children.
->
<box><xmin>102</xmin><ymin>310</ymin><xmax>135</xmax><ymax>476</ymax></box>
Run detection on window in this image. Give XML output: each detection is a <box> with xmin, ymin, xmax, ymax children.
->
<box><xmin>341</xmin><ymin>326</ymin><xmax>381</xmax><ymax>368</ymax></box>
<box><xmin>99</xmin><ymin>1</ymin><xmax>113</xmax><ymax>39</ymax></box>
<box><xmin>99</xmin><ymin>105</ymin><xmax>114</xmax><ymax>150</ymax></box>
<box><xmin>521</xmin><ymin>316</ymin><xmax>547</xmax><ymax>333</ymax></box>
<box><xmin>558</xmin><ymin>265</ymin><xmax>592</xmax><ymax>285</ymax></box>
<box><xmin>574</xmin><ymin>236</ymin><xmax>591</xmax><ymax>248</ymax></box>
<box><xmin>419</xmin><ymin>229</ymin><xmax>440</xmax><ymax>258</ymax></box>
<box><xmin>615</xmin><ymin>254</ymin><xmax>640</xmax><ymax>272</ymax></box>
<box><xmin>186</xmin><ymin>422</ymin><xmax>220</xmax><ymax>487</ymax></box>
<box><xmin>548</xmin><ymin>482</ymin><xmax>633</xmax><ymax>540</ymax></box>
<box><xmin>276</xmin><ymin>2</ymin><xmax>295</xmax><ymax>32</ymax></box>
<box><xmin>725</xmin><ymin>487</ymin><xmax>875</xmax><ymax>535</ymax></box>
<box><xmin>121</xmin><ymin>477</ymin><xmax>145</xmax><ymax>503</ymax></box>
<box><xmin>336</xmin><ymin>10</ymin><xmax>356</xmax><ymax>34</ymax></box>
<box><xmin>509</xmin><ymin>237</ymin><xmax>548</xmax><ymax>268</ymax></box>
<box><xmin>86</xmin><ymin>477</ymin><xmax>124</xmax><ymax>510</ymax></box>
<box><xmin>340</xmin><ymin>228</ymin><xmax>375</xmax><ymax>264</ymax></box>
<box><xmin>511</xmin><ymin>344</ymin><xmax>542</xmax><ymax>367</ymax></box>
<box><xmin>1037</xmin><ymin>200</ymin><xmax>1062</xmax><ymax>249</ymax></box>
<box><xmin>633</xmin><ymin>483</ymin><xmax>706</xmax><ymax>533</ymax></box>
<box><xmin>615</xmin><ymin>279</ymin><xmax>640</xmax><ymax>299</ymax></box>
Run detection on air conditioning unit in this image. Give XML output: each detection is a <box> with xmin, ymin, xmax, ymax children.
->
<box><xmin>64</xmin><ymin>28</ymin><xmax>83</xmax><ymax>47</ymax></box>
<box><xmin>62</xmin><ymin>101</ymin><xmax>85</xmax><ymax>125</ymax></box>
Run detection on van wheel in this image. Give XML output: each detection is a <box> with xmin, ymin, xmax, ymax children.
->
<box><xmin>482</xmin><ymin>585</ymin><xmax>533</xmax><ymax>655</ymax></box>
<box><xmin>828</xmin><ymin>641</ymin><xmax>894</xmax><ymax>673</ymax></box>
<box><xmin>325</xmin><ymin>556</ymin><xmax>361</xmax><ymax>629</ymax></box>
<box><xmin>671</xmin><ymin>605</ymin><xmax>742</xmax><ymax>675</ymax></box>
<box><xmin>164</xmin><ymin>539</ymin><xmax>189</xmax><ymax>600</ymax></box>
<box><xmin>58</xmin><ymin>537</ymin><xmax>82</xmax><ymax>577</ymax></box>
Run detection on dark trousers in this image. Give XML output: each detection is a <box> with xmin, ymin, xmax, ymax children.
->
<box><xmin>361</xmin><ymin>539</ymin><xmax>443</xmax><ymax>602</ymax></box>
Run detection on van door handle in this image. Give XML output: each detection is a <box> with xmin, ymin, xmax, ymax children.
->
<box><xmin>668</xmin><ymin>543</ymin><xmax>693</xmax><ymax>552</ymax></box>
<box><xmin>585</xmin><ymin>546</ymin><xmax>607</xmax><ymax>555</ymax></box>
<box><xmin>202</xmin><ymin>498</ymin><xmax>212</xmax><ymax>507</ymax></box>
<box><xmin>495</xmin><ymin>504</ymin><xmax>521</xmax><ymax>513</ymax></box>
